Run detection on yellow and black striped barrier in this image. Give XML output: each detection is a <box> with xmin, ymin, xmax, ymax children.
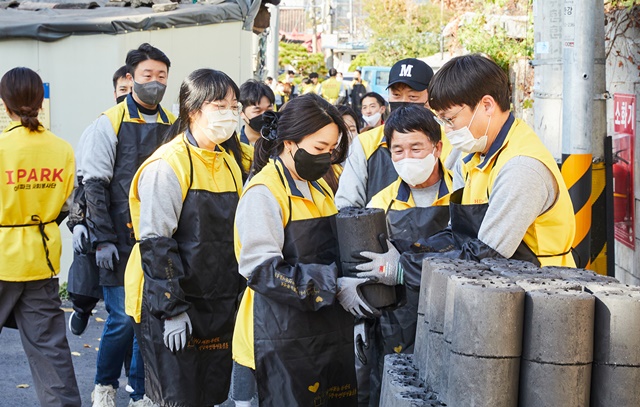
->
<box><xmin>561</xmin><ymin>154</ymin><xmax>592</xmax><ymax>269</ymax></box>
<box><xmin>589</xmin><ymin>161</ymin><xmax>608</xmax><ymax>275</ymax></box>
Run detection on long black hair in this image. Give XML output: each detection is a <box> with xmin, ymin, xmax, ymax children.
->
<box><xmin>165</xmin><ymin>69</ymin><xmax>246</xmax><ymax>180</ymax></box>
<box><xmin>253</xmin><ymin>93</ymin><xmax>349</xmax><ymax>175</ymax></box>
<box><xmin>0</xmin><ymin>67</ymin><xmax>44</xmax><ymax>132</ymax></box>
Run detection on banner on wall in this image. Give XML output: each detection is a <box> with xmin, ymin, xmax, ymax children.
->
<box><xmin>0</xmin><ymin>82</ymin><xmax>50</xmax><ymax>131</ymax></box>
<box><xmin>612</xmin><ymin>93</ymin><xmax>636</xmax><ymax>249</ymax></box>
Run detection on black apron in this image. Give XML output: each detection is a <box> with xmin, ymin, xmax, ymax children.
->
<box><xmin>368</xmin><ymin>194</ymin><xmax>451</xmax><ymax>407</ymax></box>
<box><xmin>140</xmin><ymin>140</ymin><xmax>240</xmax><ymax>406</ymax></box>
<box><xmin>448</xmin><ymin>188</ymin><xmax>540</xmax><ymax>264</ymax></box>
<box><xmin>102</xmin><ymin>95</ymin><xmax>171</xmax><ymax>286</ymax></box>
<box><xmin>251</xmin><ymin>166</ymin><xmax>357</xmax><ymax>407</ymax></box>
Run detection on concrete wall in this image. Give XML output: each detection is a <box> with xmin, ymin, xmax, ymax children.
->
<box><xmin>605</xmin><ymin>7</ymin><xmax>640</xmax><ymax>284</ymax></box>
<box><xmin>0</xmin><ymin>22</ymin><xmax>255</xmax><ymax>282</ymax></box>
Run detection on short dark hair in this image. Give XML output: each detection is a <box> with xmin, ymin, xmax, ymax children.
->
<box><xmin>428</xmin><ymin>54</ymin><xmax>510</xmax><ymax>112</ymax></box>
<box><xmin>361</xmin><ymin>92</ymin><xmax>386</xmax><ymax>108</ymax></box>
<box><xmin>253</xmin><ymin>93</ymin><xmax>349</xmax><ymax>173</ymax></box>
<box><xmin>239</xmin><ymin>79</ymin><xmax>275</xmax><ymax>113</ymax></box>
<box><xmin>0</xmin><ymin>67</ymin><xmax>44</xmax><ymax>132</ymax></box>
<box><xmin>266</xmin><ymin>76</ymin><xmax>273</xmax><ymax>82</ymax></box>
<box><xmin>125</xmin><ymin>43</ymin><xmax>171</xmax><ymax>78</ymax></box>
<box><xmin>309</xmin><ymin>72</ymin><xmax>319</xmax><ymax>79</ymax></box>
<box><xmin>384</xmin><ymin>104</ymin><xmax>441</xmax><ymax>146</ymax></box>
<box><xmin>355</xmin><ymin>69</ymin><xmax>361</xmax><ymax>74</ymax></box>
<box><xmin>112</xmin><ymin>65</ymin><xmax>129</xmax><ymax>90</ymax></box>
<box><xmin>328</xmin><ymin>68</ymin><xmax>338</xmax><ymax>77</ymax></box>
<box><xmin>287</xmin><ymin>70</ymin><xmax>295</xmax><ymax>76</ymax></box>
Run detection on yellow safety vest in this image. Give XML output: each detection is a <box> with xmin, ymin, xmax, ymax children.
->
<box><xmin>460</xmin><ymin>117</ymin><xmax>576</xmax><ymax>267</ymax></box>
<box><xmin>232</xmin><ymin>158</ymin><xmax>336</xmax><ymax>369</ymax></box>
<box><xmin>320</xmin><ymin>77</ymin><xmax>342</xmax><ymax>104</ymax></box>
<box><xmin>0</xmin><ymin>122</ymin><xmax>75</xmax><ymax>281</ymax></box>
<box><xmin>125</xmin><ymin>133</ymin><xmax>243</xmax><ymax>322</ymax></box>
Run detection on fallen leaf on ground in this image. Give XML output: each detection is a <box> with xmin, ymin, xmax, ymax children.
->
<box><xmin>95</xmin><ymin>317</ymin><xmax>105</xmax><ymax>322</ymax></box>
<box><xmin>83</xmin><ymin>344</ymin><xmax>91</xmax><ymax>348</ymax></box>
<box><xmin>16</xmin><ymin>384</ymin><xmax>30</xmax><ymax>389</ymax></box>
<box><xmin>71</xmin><ymin>352</ymin><xmax>81</xmax><ymax>356</ymax></box>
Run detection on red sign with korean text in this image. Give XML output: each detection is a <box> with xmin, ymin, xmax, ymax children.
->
<box><xmin>612</xmin><ymin>94</ymin><xmax>636</xmax><ymax>249</ymax></box>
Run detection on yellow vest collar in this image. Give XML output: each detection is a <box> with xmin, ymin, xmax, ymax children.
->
<box><xmin>273</xmin><ymin>157</ymin><xmax>326</xmax><ymax>199</ymax></box>
<box><xmin>462</xmin><ymin>113</ymin><xmax>516</xmax><ymax>172</ymax></box>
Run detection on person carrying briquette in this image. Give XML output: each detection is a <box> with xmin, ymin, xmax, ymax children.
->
<box><xmin>355</xmin><ymin>104</ymin><xmax>453</xmax><ymax>406</ymax></box>
<box><xmin>231</xmin><ymin>94</ymin><xmax>366</xmax><ymax>407</ymax></box>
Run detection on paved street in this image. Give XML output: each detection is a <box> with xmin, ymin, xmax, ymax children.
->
<box><xmin>0</xmin><ymin>300</ymin><xmax>244</xmax><ymax>407</ymax></box>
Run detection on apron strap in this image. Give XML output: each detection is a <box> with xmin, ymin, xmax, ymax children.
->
<box><xmin>0</xmin><ymin>215</ymin><xmax>56</xmax><ymax>276</ymax></box>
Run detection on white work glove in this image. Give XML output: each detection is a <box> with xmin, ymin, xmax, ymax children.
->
<box><xmin>72</xmin><ymin>224</ymin><xmax>89</xmax><ymax>254</ymax></box>
<box><xmin>336</xmin><ymin>277</ymin><xmax>378</xmax><ymax>318</ymax></box>
<box><xmin>95</xmin><ymin>242</ymin><xmax>119</xmax><ymax>271</ymax></box>
<box><xmin>355</xmin><ymin>240</ymin><xmax>403</xmax><ymax>286</ymax></box>
<box><xmin>163</xmin><ymin>312</ymin><xmax>192</xmax><ymax>352</ymax></box>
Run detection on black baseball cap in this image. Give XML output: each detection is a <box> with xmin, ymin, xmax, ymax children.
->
<box><xmin>386</xmin><ymin>58</ymin><xmax>434</xmax><ymax>92</ymax></box>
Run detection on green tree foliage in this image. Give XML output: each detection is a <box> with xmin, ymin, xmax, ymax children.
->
<box><xmin>456</xmin><ymin>5</ymin><xmax>533</xmax><ymax>72</ymax></box>
<box><xmin>278</xmin><ymin>41</ymin><xmax>326</xmax><ymax>76</ymax></box>
<box><xmin>361</xmin><ymin>0</ymin><xmax>445</xmax><ymax>66</ymax></box>
<box><xmin>348</xmin><ymin>53</ymin><xmax>375</xmax><ymax>71</ymax></box>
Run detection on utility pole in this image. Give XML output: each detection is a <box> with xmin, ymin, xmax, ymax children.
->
<box><xmin>311</xmin><ymin>0</ymin><xmax>318</xmax><ymax>53</ymax></box>
<box><xmin>266</xmin><ymin>3</ymin><xmax>280</xmax><ymax>81</ymax></box>
<box><xmin>560</xmin><ymin>0</ymin><xmax>596</xmax><ymax>268</ymax></box>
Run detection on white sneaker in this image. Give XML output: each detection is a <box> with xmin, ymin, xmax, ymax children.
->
<box><xmin>125</xmin><ymin>384</ymin><xmax>134</xmax><ymax>393</ymax></box>
<box><xmin>128</xmin><ymin>395</ymin><xmax>157</xmax><ymax>406</ymax></box>
<box><xmin>91</xmin><ymin>384</ymin><xmax>116</xmax><ymax>407</ymax></box>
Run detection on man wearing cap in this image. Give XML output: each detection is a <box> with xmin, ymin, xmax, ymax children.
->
<box><xmin>335</xmin><ymin>58</ymin><xmax>457</xmax><ymax>209</ymax></box>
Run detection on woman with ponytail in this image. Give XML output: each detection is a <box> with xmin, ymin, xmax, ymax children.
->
<box><xmin>0</xmin><ymin>67</ymin><xmax>80</xmax><ymax>406</ymax></box>
<box><xmin>125</xmin><ymin>68</ymin><xmax>248</xmax><ymax>406</ymax></box>
<box><xmin>231</xmin><ymin>94</ymin><xmax>368</xmax><ymax>407</ymax></box>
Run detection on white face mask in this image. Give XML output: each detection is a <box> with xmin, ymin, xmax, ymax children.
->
<box><xmin>392</xmin><ymin>153</ymin><xmax>437</xmax><ymax>187</ymax></box>
<box><xmin>200</xmin><ymin>110</ymin><xmax>238</xmax><ymax>145</ymax></box>
<box><xmin>363</xmin><ymin>112</ymin><xmax>382</xmax><ymax>127</ymax></box>
<box><xmin>446</xmin><ymin>105</ymin><xmax>491</xmax><ymax>154</ymax></box>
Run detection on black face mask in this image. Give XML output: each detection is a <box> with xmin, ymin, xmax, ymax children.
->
<box><xmin>389</xmin><ymin>101</ymin><xmax>424</xmax><ymax>112</ymax></box>
<box><xmin>248</xmin><ymin>113</ymin><xmax>265</xmax><ymax>133</ymax></box>
<box><xmin>116</xmin><ymin>94</ymin><xmax>127</xmax><ymax>104</ymax></box>
<box><xmin>291</xmin><ymin>146</ymin><xmax>332</xmax><ymax>181</ymax></box>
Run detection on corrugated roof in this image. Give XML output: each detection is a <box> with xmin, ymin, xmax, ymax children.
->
<box><xmin>0</xmin><ymin>0</ymin><xmax>260</xmax><ymax>41</ymax></box>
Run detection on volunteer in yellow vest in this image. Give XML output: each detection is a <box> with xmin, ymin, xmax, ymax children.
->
<box><xmin>232</xmin><ymin>94</ymin><xmax>362</xmax><ymax>407</ymax></box>
<box><xmin>307</xmin><ymin>72</ymin><xmax>322</xmax><ymax>94</ymax></box>
<box><xmin>335</xmin><ymin>58</ymin><xmax>458</xmax><ymax>209</ymax></box>
<box><xmin>419</xmin><ymin>54</ymin><xmax>576</xmax><ymax>266</ymax></box>
<box><xmin>67</xmin><ymin>65</ymin><xmax>133</xmax><ymax>337</ymax></box>
<box><xmin>239</xmin><ymin>79</ymin><xmax>275</xmax><ymax>147</ymax></box>
<box><xmin>356</xmin><ymin>105</ymin><xmax>452</xmax><ymax>406</ymax></box>
<box><xmin>320</xmin><ymin>68</ymin><xmax>345</xmax><ymax>105</ymax></box>
<box><xmin>125</xmin><ymin>69</ymin><xmax>247</xmax><ymax>406</ymax></box>
<box><xmin>0</xmin><ymin>67</ymin><xmax>80</xmax><ymax>406</ymax></box>
<box><xmin>81</xmin><ymin>43</ymin><xmax>175</xmax><ymax>406</ymax></box>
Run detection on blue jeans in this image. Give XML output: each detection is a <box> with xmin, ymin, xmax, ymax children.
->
<box><xmin>95</xmin><ymin>286</ymin><xmax>145</xmax><ymax>401</ymax></box>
